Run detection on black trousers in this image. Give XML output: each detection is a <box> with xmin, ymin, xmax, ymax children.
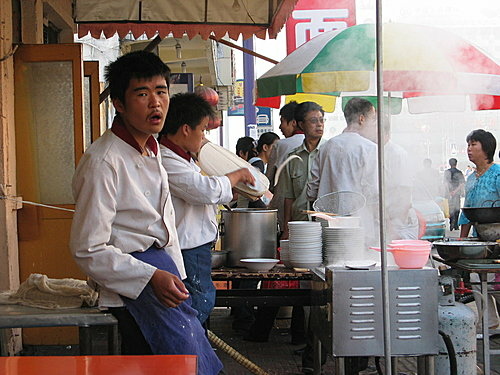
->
<box><xmin>109</xmin><ymin>307</ymin><xmax>152</xmax><ymax>355</ymax></box>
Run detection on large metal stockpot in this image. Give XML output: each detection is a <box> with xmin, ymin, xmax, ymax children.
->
<box><xmin>220</xmin><ymin>208</ymin><xmax>277</xmax><ymax>266</ymax></box>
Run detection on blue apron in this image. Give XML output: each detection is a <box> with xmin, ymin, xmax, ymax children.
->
<box><xmin>122</xmin><ymin>246</ymin><xmax>223</xmax><ymax>375</ymax></box>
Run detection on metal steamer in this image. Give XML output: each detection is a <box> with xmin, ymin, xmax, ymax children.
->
<box><xmin>310</xmin><ymin>266</ymin><xmax>439</xmax><ymax>372</ymax></box>
<box><xmin>220</xmin><ymin>208</ymin><xmax>277</xmax><ymax>267</ymax></box>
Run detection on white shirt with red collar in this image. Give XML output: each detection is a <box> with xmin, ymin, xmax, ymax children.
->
<box><xmin>70</xmin><ymin>119</ymin><xmax>185</xmax><ymax>308</ymax></box>
<box><xmin>159</xmin><ymin>142</ymin><xmax>232</xmax><ymax>250</ymax></box>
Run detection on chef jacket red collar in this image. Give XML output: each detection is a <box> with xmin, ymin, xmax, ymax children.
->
<box><xmin>159</xmin><ymin>135</ymin><xmax>191</xmax><ymax>162</ymax></box>
<box><xmin>111</xmin><ymin>115</ymin><xmax>158</xmax><ymax>156</ymax></box>
<box><xmin>292</xmin><ymin>130</ymin><xmax>305</xmax><ymax>135</ymax></box>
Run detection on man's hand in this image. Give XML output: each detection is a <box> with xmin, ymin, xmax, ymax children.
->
<box><xmin>150</xmin><ymin>269</ymin><xmax>190</xmax><ymax>308</ymax></box>
<box><xmin>226</xmin><ymin>168</ymin><xmax>256</xmax><ymax>187</ymax></box>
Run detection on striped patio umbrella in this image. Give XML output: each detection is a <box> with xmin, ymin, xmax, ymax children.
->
<box><xmin>256</xmin><ymin>23</ymin><xmax>500</xmax><ymax>112</ymax></box>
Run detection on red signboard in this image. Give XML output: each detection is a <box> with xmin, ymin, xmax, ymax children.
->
<box><xmin>285</xmin><ymin>0</ymin><xmax>357</xmax><ymax>54</ymax></box>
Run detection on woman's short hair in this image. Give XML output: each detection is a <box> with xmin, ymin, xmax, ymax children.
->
<box><xmin>466</xmin><ymin>129</ymin><xmax>497</xmax><ymax>163</ymax></box>
<box><xmin>256</xmin><ymin>132</ymin><xmax>279</xmax><ymax>153</ymax></box>
<box><xmin>236</xmin><ymin>136</ymin><xmax>257</xmax><ymax>160</ymax></box>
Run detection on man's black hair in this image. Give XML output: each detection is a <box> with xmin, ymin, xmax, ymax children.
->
<box><xmin>279</xmin><ymin>101</ymin><xmax>299</xmax><ymax>122</ymax></box>
<box><xmin>160</xmin><ymin>92</ymin><xmax>215</xmax><ymax>135</ymax></box>
<box><xmin>294</xmin><ymin>101</ymin><xmax>324</xmax><ymax>124</ymax></box>
<box><xmin>466</xmin><ymin>129</ymin><xmax>497</xmax><ymax>163</ymax></box>
<box><xmin>343</xmin><ymin>97</ymin><xmax>375</xmax><ymax>125</ymax></box>
<box><xmin>105</xmin><ymin>51</ymin><xmax>171</xmax><ymax>104</ymax></box>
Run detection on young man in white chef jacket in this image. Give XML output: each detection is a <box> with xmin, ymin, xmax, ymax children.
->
<box><xmin>158</xmin><ymin>92</ymin><xmax>254</xmax><ymax>325</ymax></box>
<box><xmin>70</xmin><ymin>51</ymin><xmax>223</xmax><ymax>374</ymax></box>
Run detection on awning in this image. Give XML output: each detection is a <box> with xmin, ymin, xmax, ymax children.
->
<box><xmin>74</xmin><ymin>0</ymin><xmax>298</xmax><ymax>40</ymax></box>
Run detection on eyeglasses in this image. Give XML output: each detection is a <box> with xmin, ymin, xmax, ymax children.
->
<box><xmin>305</xmin><ymin>117</ymin><xmax>326</xmax><ymax>125</ymax></box>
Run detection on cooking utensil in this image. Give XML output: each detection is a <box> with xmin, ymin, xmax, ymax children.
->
<box><xmin>474</xmin><ymin>222</ymin><xmax>500</xmax><ymax>242</ymax></box>
<box><xmin>432</xmin><ymin>240</ymin><xmax>497</xmax><ymax>261</ymax></box>
<box><xmin>312</xmin><ymin>191</ymin><xmax>366</xmax><ymax>216</ymax></box>
<box><xmin>461</xmin><ymin>199</ymin><xmax>500</xmax><ymax>223</ymax></box>
<box><xmin>220</xmin><ymin>208</ymin><xmax>277</xmax><ymax>266</ymax></box>
<box><xmin>302</xmin><ymin>210</ymin><xmax>338</xmax><ymax>216</ymax></box>
<box><xmin>240</xmin><ymin>258</ymin><xmax>279</xmax><ymax>272</ymax></box>
<box><xmin>211</xmin><ymin>250</ymin><xmax>228</xmax><ymax>269</ymax></box>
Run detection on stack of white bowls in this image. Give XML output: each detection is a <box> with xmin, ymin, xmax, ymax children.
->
<box><xmin>323</xmin><ymin>217</ymin><xmax>365</xmax><ymax>266</ymax></box>
<box><xmin>288</xmin><ymin>221</ymin><xmax>323</xmax><ymax>268</ymax></box>
<box><xmin>279</xmin><ymin>239</ymin><xmax>292</xmax><ymax>268</ymax></box>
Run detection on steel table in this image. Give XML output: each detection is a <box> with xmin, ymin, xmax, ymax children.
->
<box><xmin>212</xmin><ymin>264</ymin><xmax>322</xmax><ymax>307</ymax></box>
<box><xmin>0</xmin><ymin>304</ymin><xmax>118</xmax><ymax>356</ymax></box>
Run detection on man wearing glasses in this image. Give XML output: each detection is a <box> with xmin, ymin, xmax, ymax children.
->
<box><xmin>281</xmin><ymin>101</ymin><xmax>326</xmax><ymax>239</ymax></box>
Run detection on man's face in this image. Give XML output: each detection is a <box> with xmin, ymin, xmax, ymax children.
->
<box><xmin>279</xmin><ymin>116</ymin><xmax>295</xmax><ymax>138</ymax></box>
<box><xmin>113</xmin><ymin>75</ymin><xmax>169</xmax><ymax>146</ymax></box>
<box><xmin>300</xmin><ymin>110</ymin><xmax>324</xmax><ymax>140</ymax></box>
<box><xmin>185</xmin><ymin>116</ymin><xmax>209</xmax><ymax>154</ymax></box>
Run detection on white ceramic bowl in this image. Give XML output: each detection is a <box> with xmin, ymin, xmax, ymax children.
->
<box><xmin>240</xmin><ymin>258</ymin><xmax>279</xmax><ymax>272</ymax></box>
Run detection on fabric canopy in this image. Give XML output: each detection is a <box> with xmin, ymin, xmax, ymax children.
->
<box><xmin>75</xmin><ymin>0</ymin><xmax>298</xmax><ymax>40</ymax></box>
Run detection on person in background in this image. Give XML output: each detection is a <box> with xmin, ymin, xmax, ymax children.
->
<box><xmin>244</xmin><ymin>102</ymin><xmax>325</xmax><ymax>348</ymax></box>
<box><xmin>235</xmin><ymin>135</ymin><xmax>270</xmax><ymax>209</ymax></box>
<box><xmin>464</xmin><ymin>164</ymin><xmax>475</xmax><ymax>178</ymax></box>
<box><xmin>265</xmin><ymin>101</ymin><xmax>304</xmax><ymax>236</ymax></box>
<box><xmin>231</xmin><ymin>135</ymin><xmax>267</xmax><ymax>332</ymax></box>
<box><xmin>248</xmin><ymin>132</ymin><xmax>280</xmax><ymax>174</ymax></box>
<box><xmin>235</xmin><ymin>136</ymin><xmax>257</xmax><ymax>162</ymax></box>
<box><xmin>307</xmin><ymin>97</ymin><xmax>379</xmax><ymax>249</ymax></box>
<box><xmin>282</xmin><ymin>102</ymin><xmax>326</xmax><ymax>238</ymax></box>
<box><xmin>443</xmin><ymin>158</ymin><xmax>465</xmax><ymax>231</ymax></box>
<box><xmin>306</xmin><ymin>97</ymin><xmax>379</xmax><ymax>375</ymax></box>
<box><xmin>414</xmin><ymin>158</ymin><xmax>441</xmax><ymax>201</ymax></box>
<box><xmin>383</xmin><ymin>116</ymin><xmax>419</xmax><ymax>242</ymax></box>
<box><xmin>458</xmin><ymin>129</ymin><xmax>500</xmax><ymax>330</ymax></box>
<box><xmin>158</xmin><ymin>92</ymin><xmax>254</xmax><ymax>326</ymax></box>
<box><xmin>69</xmin><ymin>51</ymin><xmax>222</xmax><ymax>374</ymax></box>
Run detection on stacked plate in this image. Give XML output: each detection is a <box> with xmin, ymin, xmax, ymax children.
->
<box><xmin>323</xmin><ymin>226</ymin><xmax>365</xmax><ymax>266</ymax></box>
<box><xmin>279</xmin><ymin>240</ymin><xmax>292</xmax><ymax>268</ymax></box>
<box><xmin>288</xmin><ymin>221</ymin><xmax>323</xmax><ymax>268</ymax></box>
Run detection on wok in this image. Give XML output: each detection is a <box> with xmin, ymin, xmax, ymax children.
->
<box><xmin>474</xmin><ymin>222</ymin><xmax>500</xmax><ymax>242</ymax></box>
<box><xmin>461</xmin><ymin>200</ymin><xmax>500</xmax><ymax>223</ymax></box>
<box><xmin>433</xmin><ymin>240</ymin><xmax>497</xmax><ymax>261</ymax></box>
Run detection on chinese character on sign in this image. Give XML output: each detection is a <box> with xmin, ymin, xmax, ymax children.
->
<box><xmin>286</xmin><ymin>0</ymin><xmax>356</xmax><ymax>54</ymax></box>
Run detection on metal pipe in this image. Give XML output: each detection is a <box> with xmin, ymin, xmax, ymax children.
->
<box><xmin>208</xmin><ymin>36</ymin><xmax>279</xmax><ymax>64</ymax></box>
<box><xmin>375</xmin><ymin>0</ymin><xmax>392</xmax><ymax>373</ymax></box>
<box><xmin>243</xmin><ymin>36</ymin><xmax>256</xmax><ymax>136</ymax></box>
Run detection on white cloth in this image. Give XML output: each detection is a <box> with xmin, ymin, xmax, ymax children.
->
<box><xmin>160</xmin><ymin>145</ymin><xmax>233</xmax><ymax>250</ymax></box>
<box><xmin>307</xmin><ymin>132</ymin><xmax>379</xmax><ymax>249</ymax></box>
<box><xmin>266</xmin><ymin>133</ymin><xmax>305</xmax><ymax>229</ymax></box>
<box><xmin>70</xmin><ymin>130</ymin><xmax>185</xmax><ymax>308</ymax></box>
<box><xmin>0</xmin><ymin>273</ymin><xmax>98</xmax><ymax>309</ymax></box>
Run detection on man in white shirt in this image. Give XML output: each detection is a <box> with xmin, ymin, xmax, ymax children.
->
<box><xmin>70</xmin><ymin>51</ymin><xmax>222</xmax><ymax>374</ymax></box>
<box><xmin>306</xmin><ymin>98</ymin><xmax>379</xmax><ymax>374</ymax></box>
<box><xmin>158</xmin><ymin>92</ymin><xmax>254</xmax><ymax>325</ymax></box>
<box><xmin>307</xmin><ymin>98</ymin><xmax>379</xmax><ymax>249</ymax></box>
<box><xmin>266</xmin><ymin>101</ymin><xmax>305</xmax><ymax>234</ymax></box>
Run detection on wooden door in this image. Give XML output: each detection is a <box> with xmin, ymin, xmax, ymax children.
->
<box><xmin>14</xmin><ymin>44</ymin><xmax>100</xmax><ymax>345</ymax></box>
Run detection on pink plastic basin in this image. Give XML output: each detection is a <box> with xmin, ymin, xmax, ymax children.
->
<box><xmin>369</xmin><ymin>246</ymin><xmax>430</xmax><ymax>269</ymax></box>
<box><xmin>390</xmin><ymin>248</ymin><xmax>430</xmax><ymax>269</ymax></box>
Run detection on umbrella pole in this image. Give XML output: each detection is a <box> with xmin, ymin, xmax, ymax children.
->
<box><xmin>375</xmin><ymin>1</ymin><xmax>393</xmax><ymax>373</ymax></box>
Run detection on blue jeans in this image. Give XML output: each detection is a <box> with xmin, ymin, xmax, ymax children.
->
<box><xmin>182</xmin><ymin>242</ymin><xmax>216</xmax><ymax>324</ymax></box>
<box><xmin>122</xmin><ymin>246</ymin><xmax>223</xmax><ymax>375</ymax></box>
